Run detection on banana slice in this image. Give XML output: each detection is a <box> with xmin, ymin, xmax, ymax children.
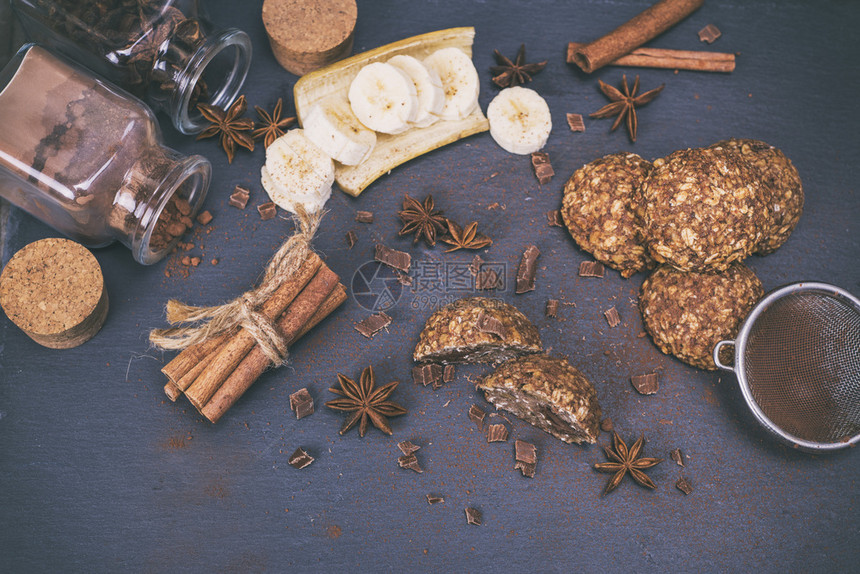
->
<box><xmin>423</xmin><ymin>47</ymin><xmax>479</xmax><ymax>121</ymax></box>
<box><xmin>387</xmin><ymin>54</ymin><xmax>445</xmax><ymax>128</ymax></box>
<box><xmin>348</xmin><ymin>62</ymin><xmax>417</xmax><ymax>134</ymax></box>
<box><xmin>262</xmin><ymin>129</ymin><xmax>334</xmax><ymax>214</ymax></box>
<box><xmin>487</xmin><ymin>86</ymin><xmax>552</xmax><ymax>155</ymax></box>
<box><xmin>302</xmin><ymin>96</ymin><xmax>377</xmax><ymax>166</ymax></box>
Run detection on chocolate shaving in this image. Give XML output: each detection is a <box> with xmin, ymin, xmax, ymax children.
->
<box><xmin>355</xmin><ymin>210</ymin><xmax>374</xmax><ymax>223</ymax></box>
<box><xmin>600</xmin><ymin>418</ymin><xmax>614</xmax><ymax>432</ymax></box>
<box><xmin>475</xmin><ymin>267</ymin><xmax>501</xmax><ymax>290</ymax></box>
<box><xmin>631</xmin><ymin>372</ymin><xmax>659</xmax><ymax>395</ymax></box>
<box><xmin>465</xmin><ymin>507</ymin><xmax>482</xmax><ymax>525</ymax></box>
<box><xmin>469</xmin><ymin>254</ymin><xmax>484</xmax><ymax>276</ymax></box>
<box><xmin>398</xmin><ymin>453</ymin><xmax>423</xmax><ymax>473</ymax></box>
<box><xmin>604</xmin><ymin>306</ymin><xmax>621</xmax><ymax>328</ymax></box>
<box><xmin>546</xmin><ymin>210</ymin><xmax>564</xmax><ymax>227</ymax></box>
<box><xmin>257</xmin><ymin>202</ymin><xmax>277</xmax><ymax>220</ymax></box>
<box><xmin>545</xmin><ymin>299</ymin><xmax>559</xmax><ymax>318</ymax></box>
<box><xmin>289</xmin><ymin>388</ymin><xmax>314</xmax><ymax>420</ymax></box>
<box><xmin>354</xmin><ymin>312</ymin><xmax>392</xmax><ymax>338</ymax></box>
<box><xmin>566</xmin><ymin>112</ymin><xmax>586</xmax><ymax>132</ymax></box>
<box><xmin>515</xmin><ymin>461</ymin><xmax>536</xmax><ymax>478</ymax></box>
<box><xmin>374</xmin><ymin>244</ymin><xmax>411</xmax><ymax>273</ymax></box>
<box><xmin>698</xmin><ymin>24</ymin><xmax>721</xmax><ymax>44</ymax></box>
<box><xmin>229</xmin><ymin>185</ymin><xmax>250</xmax><ymax>209</ymax></box>
<box><xmin>579</xmin><ymin>261</ymin><xmax>605</xmax><ymax>277</ymax></box>
<box><xmin>469</xmin><ymin>405</ymin><xmax>486</xmax><ymax>431</ymax></box>
<box><xmin>345</xmin><ymin>230</ymin><xmax>358</xmax><ymax>249</ymax></box>
<box><xmin>398</xmin><ymin>440</ymin><xmax>421</xmax><ymax>455</ymax></box>
<box><xmin>487</xmin><ymin>424</ymin><xmax>509</xmax><ymax>443</ymax></box>
<box><xmin>476</xmin><ymin>310</ymin><xmax>508</xmax><ymax>338</ymax></box>
<box><xmin>426</xmin><ymin>494</ymin><xmax>445</xmax><ymax>505</ymax></box>
<box><xmin>288</xmin><ymin>447</ymin><xmax>314</xmax><ymax>469</ymax></box>
<box><xmin>671</xmin><ymin>448</ymin><xmax>684</xmax><ymax>467</ymax></box>
<box><xmin>196</xmin><ymin>210</ymin><xmax>213</xmax><ymax>225</ymax></box>
<box><xmin>515</xmin><ymin>440</ymin><xmax>537</xmax><ymax>464</ymax></box>
<box><xmin>412</xmin><ymin>364</ymin><xmax>442</xmax><ymax>387</ymax></box>
<box><xmin>676</xmin><ymin>477</ymin><xmax>693</xmax><ymax>495</ymax></box>
<box><xmin>515</xmin><ymin>245</ymin><xmax>540</xmax><ymax>294</ymax></box>
<box><xmin>530</xmin><ymin>152</ymin><xmax>554</xmax><ymax>185</ymax></box>
<box><xmin>443</xmin><ymin>364</ymin><xmax>455</xmax><ymax>383</ymax></box>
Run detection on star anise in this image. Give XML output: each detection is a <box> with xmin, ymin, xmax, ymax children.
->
<box><xmin>253</xmin><ymin>98</ymin><xmax>296</xmax><ymax>148</ymax></box>
<box><xmin>196</xmin><ymin>95</ymin><xmax>255</xmax><ymax>163</ymax></box>
<box><xmin>490</xmin><ymin>44</ymin><xmax>548</xmax><ymax>88</ymax></box>
<box><xmin>325</xmin><ymin>365</ymin><xmax>407</xmax><ymax>437</ymax></box>
<box><xmin>440</xmin><ymin>219</ymin><xmax>493</xmax><ymax>252</ymax></box>
<box><xmin>593</xmin><ymin>432</ymin><xmax>663</xmax><ymax>496</ymax></box>
<box><xmin>397</xmin><ymin>194</ymin><xmax>447</xmax><ymax>246</ymax></box>
<box><xmin>589</xmin><ymin>75</ymin><xmax>664</xmax><ymax>142</ymax></box>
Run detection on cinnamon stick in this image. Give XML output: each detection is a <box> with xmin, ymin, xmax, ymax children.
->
<box><xmin>570</xmin><ymin>0</ymin><xmax>704</xmax><ymax>73</ymax></box>
<box><xmin>567</xmin><ymin>43</ymin><xmax>735</xmax><ymax>73</ymax></box>
<box><xmin>200</xmin><ymin>283</ymin><xmax>348</xmax><ymax>423</ymax></box>
<box><xmin>180</xmin><ymin>253</ymin><xmax>322</xmax><ymax>407</ymax></box>
<box><xmin>162</xmin><ymin>332</ymin><xmax>232</xmax><ymax>388</ymax></box>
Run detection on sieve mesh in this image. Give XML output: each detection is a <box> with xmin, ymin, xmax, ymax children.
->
<box><xmin>742</xmin><ymin>290</ymin><xmax>860</xmax><ymax>445</ymax></box>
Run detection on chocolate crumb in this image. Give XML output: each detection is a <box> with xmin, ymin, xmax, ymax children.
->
<box><xmin>579</xmin><ymin>261</ymin><xmax>605</xmax><ymax>277</ymax></box>
<box><xmin>631</xmin><ymin>372</ymin><xmax>659</xmax><ymax>395</ymax></box>
<box><xmin>211</xmin><ymin>258</ymin><xmax>218</xmax><ymax>265</ymax></box>
<box><xmin>515</xmin><ymin>440</ymin><xmax>537</xmax><ymax>464</ymax></box>
<box><xmin>398</xmin><ymin>440</ymin><xmax>421</xmax><ymax>455</ymax></box>
<box><xmin>469</xmin><ymin>405</ymin><xmax>486</xmax><ymax>431</ymax></box>
<box><xmin>600</xmin><ymin>418</ymin><xmax>614</xmax><ymax>432</ymax></box>
<box><xmin>354</xmin><ymin>312</ymin><xmax>392</xmax><ymax>338</ymax></box>
<box><xmin>181</xmin><ymin>255</ymin><xmax>191</xmax><ymax>266</ymax></box>
<box><xmin>476</xmin><ymin>310</ymin><xmax>508</xmax><ymax>338</ymax></box>
<box><xmin>190</xmin><ymin>257</ymin><xmax>201</xmax><ymax>267</ymax></box>
<box><xmin>545</xmin><ymin>299</ymin><xmax>559</xmax><ymax>318</ymax></box>
<box><xmin>515</xmin><ymin>461</ymin><xmax>536</xmax><ymax>478</ymax></box>
<box><xmin>698</xmin><ymin>23</ymin><xmax>721</xmax><ymax>44</ymax></box>
<box><xmin>671</xmin><ymin>448</ymin><xmax>684</xmax><ymax>467</ymax></box>
<box><xmin>375</xmin><ymin>244</ymin><xmax>411</xmax><ymax>272</ymax></box>
<box><xmin>676</xmin><ymin>477</ymin><xmax>693</xmax><ymax>495</ymax></box>
<box><xmin>288</xmin><ymin>447</ymin><xmax>314</xmax><ymax>469</ymax></box>
<box><xmin>289</xmin><ymin>388</ymin><xmax>314</xmax><ymax>419</ymax></box>
<box><xmin>546</xmin><ymin>210</ymin><xmax>564</xmax><ymax>227</ymax></box>
<box><xmin>398</xmin><ymin>453</ymin><xmax>423</xmax><ymax>473</ymax></box>
<box><xmin>426</xmin><ymin>494</ymin><xmax>445</xmax><ymax>505</ymax></box>
<box><xmin>195</xmin><ymin>210</ymin><xmax>213</xmax><ymax>225</ymax></box>
<box><xmin>475</xmin><ymin>267</ymin><xmax>501</xmax><ymax>290</ymax></box>
<box><xmin>465</xmin><ymin>507</ymin><xmax>482</xmax><ymax>525</ymax></box>
<box><xmin>443</xmin><ymin>364</ymin><xmax>455</xmax><ymax>383</ymax></box>
<box><xmin>229</xmin><ymin>185</ymin><xmax>250</xmax><ymax>209</ymax></box>
<box><xmin>257</xmin><ymin>202</ymin><xmax>277</xmax><ymax>220</ymax></box>
<box><xmin>566</xmin><ymin>113</ymin><xmax>586</xmax><ymax>132</ymax></box>
<box><xmin>487</xmin><ymin>424</ymin><xmax>509</xmax><ymax>443</ymax></box>
<box><xmin>355</xmin><ymin>210</ymin><xmax>374</xmax><ymax>223</ymax></box>
<box><xmin>604</xmin><ymin>306</ymin><xmax>621</xmax><ymax>328</ymax></box>
<box><xmin>531</xmin><ymin>151</ymin><xmax>554</xmax><ymax>185</ymax></box>
<box><xmin>469</xmin><ymin>254</ymin><xmax>484</xmax><ymax>276</ymax></box>
<box><xmin>397</xmin><ymin>273</ymin><xmax>413</xmax><ymax>287</ymax></box>
<box><xmin>346</xmin><ymin>230</ymin><xmax>358</xmax><ymax>249</ymax></box>
<box><xmin>515</xmin><ymin>245</ymin><xmax>540</xmax><ymax>293</ymax></box>
<box><xmin>412</xmin><ymin>364</ymin><xmax>442</xmax><ymax>387</ymax></box>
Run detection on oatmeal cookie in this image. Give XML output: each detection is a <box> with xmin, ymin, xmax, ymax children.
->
<box><xmin>642</xmin><ymin>147</ymin><xmax>766</xmax><ymax>272</ymax></box>
<box><xmin>560</xmin><ymin>152</ymin><xmax>654</xmax><ymax>277</ymax></box>
<box><xmin>710</xmin><ymin>138</ymin><xmax>803</xmax><ymax>254</ymax></box>
<box><xmin>639</xmin><ymin>263</ymin><xmax>764</xmax><ymax>370</ymax></box>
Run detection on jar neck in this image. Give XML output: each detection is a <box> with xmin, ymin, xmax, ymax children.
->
<box><xmin>109</xmin><ymin>146</ymin><xmax>211</xmax><ymax>265</ymax></box>
<box><xmin>148</xmin><ymin>18</ymin><xmax>252</xmax><ymax>135</ymax></box>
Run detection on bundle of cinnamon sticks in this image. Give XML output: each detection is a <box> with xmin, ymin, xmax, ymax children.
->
<box><xmin>161</xmin><ymin>252</ymin><xmax>346</xmax><ymax>423</ymax></box>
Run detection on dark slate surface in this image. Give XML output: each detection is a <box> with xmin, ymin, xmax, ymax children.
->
<box><xmin>1</xmin><ymin>1</ymin><xmax>859</xmax><ymax>572</ymax></box>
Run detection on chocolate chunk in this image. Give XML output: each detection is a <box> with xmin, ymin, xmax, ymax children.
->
<box><xmin>531</xmin><ymin>152</ymin><xmax>554</xmax><ymax>185</ymax></box>
<box><xmin>631</xmin><ymin>372</ymin><xmax>659</xmax><ymax>395</ymax></box>
<box><xmin>475</xmin><ymin>310</ymin><xmax>508</xmax><ymax>339</ymax></box>
<box><xmin>257</xmin><ymin>202</ymin><xmax>277</xmax><ymax>220</ymax></box>
<box><xmin>426</xmin><ymin>494</ymin><xmax>445</xmax><ymax>505</ymax></box>
<box><xmin>545</xmin><ymin>299</ymin><xmax>559</xmax><ymax>318</ymax></box>
<box><xmin>515</xmin><ymin>245</ymin><xmax>540</xmax><ymax>294</ymax></box>
<box><xmin>671</xmin><ymin>448</ymin><xmax>684</xmax><ymax>467</ymax></box>
<box><xmin>546</xmin><ymin>210</ymin><xmax>564</xmax><ymax>227</ymax></box>
<box><xmin>190</xmin><ymin>257</ymin><xmax>201</xmax><ymax>267</ymax></box>
<box><xmin>578</xmin><ymin>261</ymin><xmax>605</xmax><ymax>277</ymax></box>
<box><xmin>475</xmin><ymin>267</ymin><xmax>501</xmax><ymax>290</ymax></box>
<box><xmin>469</xmin><ymin>254</ymin><xmax>484</xmax><ymax>276</ymax></box>
<box><xmin>180</xmin><ymin>256</ymin><xmax>191</xmax><ymax>266</ymax></box>
<box><xmin>566</xmin><ymin>113</ymin><xmax>586</xmax><ymax>132</ymax></box>
<box><xmin>515</xmin><ymin>440</ymin><xmax>537</xmax><ymax>464</ymax></box>
<box><xmin>229</xmin><ymin>185</ymin><xmax>250</xmax><ymax>209</ymax></box>
<box><xmin>469</xmin><ymin>405</ymin><xmax>486</xmax><ymax>431</ymax></box>
<box><xmin>175</xmin><ymin>198</ymin><xmax>192</xmax><ymax>216</ymax></box>
<box><xmin>443</xmin><ymin>364</ymin><xmax>455</xmax><ymax>383</ymax></box>
<box><xmin>167</xmin><ymin>221</ymin><xmax>186</xmax><ymax>237</ymax></box>
<box><xmin>412</xmin><ymin>364</ymin><xmax>442</xmax><ymax>387</ymax></box>
<box><xmin>288</xmin><ymin>447</ymin><xmax>314</xmax><ymax>469</ymax></box>
<box><xmin>698</xmin><ymin>23</ymin><xmax>721</xmax><ymax>44</ymax></box>
<box><xmin>604</xmin><ymin>306</ymin><xmax>621</xmax><ymax>328</ymax></box>
<box><xmin>355</xmin><ymin>210</ymin><xmax>374</xmax><ymax>223</ymax></box>
<box><xmin>195</xmin><ymin>210</ymin><xmax>213</xmax><ymax>225</ymax></box>
<box><xmin>354</xmin><ymin>312</ymin><xmax>392</xmax><ymax>338</ymax></box>
<box><xmin>289</xmin><ymin>388</ymin><xmax>314</xmax><ymax>419</ymax></box>
<box><xmin>374</xmin><ymin>244</ymin><xmax>411</xmax><ymax>273</ymax></box>
<box><xmin>346</xmin><ymin>230</ymin><xmax>358</xmax><ymax>249</ymax></box>
<box><xmin>398</xmin><ymin>440</ymin><xmax>421</xmax><ymax>455</ymax></box>
<box><xmin>465</xmin><ymin>507</ymin><xmax>482</xmax><ymax>525</ymax></box>
<box><xmin>398</xmin><ymin>453</ymin><xmax>423</xmax><ymax>473</ymax></box>
<box><xmin>600</xmin><ymin>418</ymin><xmax>614</xmax><ymax>432</ymax></box>
<box><xmin>676</xmin><ymin>477</ymin><xmax>693</xmax><ymax>495</ymax></box>
<box><xmin>515</xmin><ymin>461</ymin><xmax>536</xmax><ymax>478</ymax></box>
<box><xmin>487</xmin><ymin>424</ymin><xmax>509</xmax><ymax>443</ymax></box>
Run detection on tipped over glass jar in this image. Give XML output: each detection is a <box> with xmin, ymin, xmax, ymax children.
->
<box><xmin>0</xmin><ymin>44</ymin><xmax>211</xmax><ymax>264</ymax></box>
<box><xmin>11</xmin><ymin>0</ymin><xmax>251</xmax><ymax>134</ymax></box>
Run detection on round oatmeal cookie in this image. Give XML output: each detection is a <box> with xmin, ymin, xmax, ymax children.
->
<box><xmin>710</xmin><ymin>138</ymin><xmax>803</xmax><ymax>254</ymax></box>
<box><xmin>642</xmin><ymin>147</ymin><xmax>766</xmax><ymax>272</ymax></box>
<box><xmin>560</xmin><ymin>152</ymin><xmax>654</xmax><ymax>278</ymax></box>
<box><xmin>639</xmin><ymin>263</ymin><xmax>764</xmax><ymax>370</ymax></box>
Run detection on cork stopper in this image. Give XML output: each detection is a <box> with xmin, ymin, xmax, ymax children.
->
<box><xmin>262</xmin><ymin>0</ymin><xmax>357</xmax><ymax>76</ymax></box>
<box><xmin>0</xmin><ymin>238</ymin><xmax>108</xmax><ymax>349</ymax></box>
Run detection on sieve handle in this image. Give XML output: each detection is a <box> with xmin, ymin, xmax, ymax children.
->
<box><xmin>713</xmin><ymin>340</ymin><xmax>736</xmax><ymax>372</ymax></box>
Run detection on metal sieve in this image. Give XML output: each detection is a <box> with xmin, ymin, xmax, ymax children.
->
<box><xmin>714</xmin><ymin>282</ymin><xmax>860</xmax><ymax>452</ymax></box>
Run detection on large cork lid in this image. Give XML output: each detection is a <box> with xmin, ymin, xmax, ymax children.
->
<box><xmin>262</xmin><ymin>0</ymin><xmax>357</xmax><ymax>76</ymax></box>
<box><xmin>0</xmin><ymin>238</ymin><xmax>109</xmax><ymax>349</ymax></box>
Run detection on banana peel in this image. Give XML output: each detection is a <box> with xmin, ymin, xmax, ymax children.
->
<box><xmin>294</xmin><ymin>27</ymin><xmax>489</xmax><ymax>197</ymax></box>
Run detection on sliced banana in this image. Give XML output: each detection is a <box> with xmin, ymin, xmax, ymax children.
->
<box><xmin>423</xmin><ymin>47</ymin><xmax>479</xmax><ymax>121</ymax></box>
<box><xmin>348</xmin><ymin>62</ymin><xmax>417</xmax><ymax>134</ymax></box>
<box><xmin>302</xmin><ymin>95</ymin><xmax>377</xmax><ymax>166</ymax></box>
<box><xmin>262</xmin><ymin>129</ymin><xmax>334</xmax><ymax>214</ymax></box>
<box><xmin>487</xmin><ymin>86</ymin><xmax>552</xmax><ymax>155</ymax></box>
<box><xmin>387</xmin><ymin>54</ymin><xmax>445</xmax><ymax>128</ymax></box>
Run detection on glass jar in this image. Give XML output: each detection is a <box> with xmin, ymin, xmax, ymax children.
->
<box><xmin>11</xmin><ymin>0</ymin><xmax>251</xmax><ymax>134</ymax></box>
<box><xmin>0</xmin><ymin>44</ymin><xmax>211</xmax><ymax>264</ymax></box>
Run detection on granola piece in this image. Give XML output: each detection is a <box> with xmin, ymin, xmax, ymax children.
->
<box><xmin>561</xmin><ymin>152</ymin><xmax>654</xmax><ymax>278</ymax></box>
<box><xmin>413</xmin><ymin>297</ymin><xmax>542</xmax><ymax>364</ymax></box>
<box><xmin>477</xmin><ymin>354</ymin><xmax>602</xmax><ymax>444</ymax></box>
<box><xmin>709</xmin><ymin>139</ymin><xmax>803</xmax><ymax>254</ymax></box>
<box><xmin>639</xmin><ymin>263</ymin><xmax>763</xmax><ymax>370</ymax></box>
<box><xmin>642</xmin><ymin>147</ymin><xmax>767</xmax><ymax>272</ymax></box>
